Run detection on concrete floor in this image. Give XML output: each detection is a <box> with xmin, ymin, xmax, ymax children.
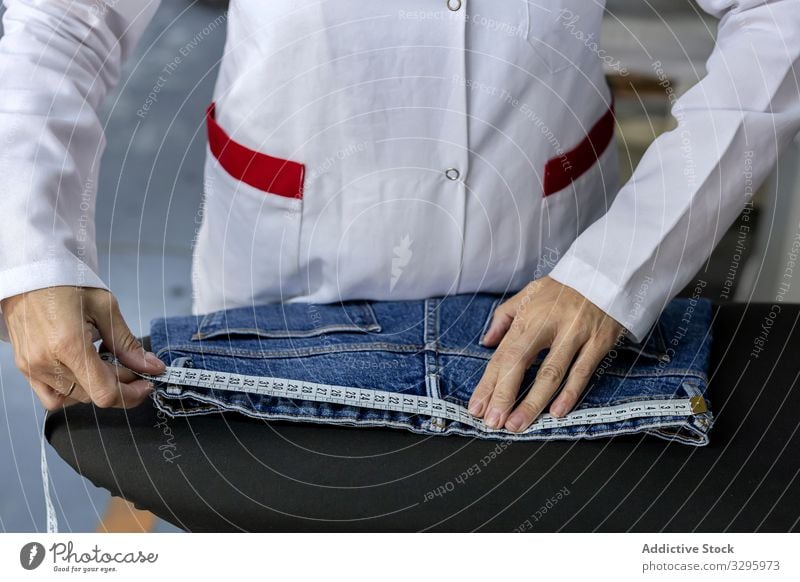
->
<box><xmin>0</xmin><ymin>0</ymin><xmax>227</xmax><ymax>532</ymax></box>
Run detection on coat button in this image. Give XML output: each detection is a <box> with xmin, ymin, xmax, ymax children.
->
<box><xmin>445</xmin><ymin>168</ymin><xmax>460</xmax><ymax>181</ymax></box>
<box><xmin>447</xmin><ymin>0</ymin><xmax>462</xmax><ymax>11</ymax></box>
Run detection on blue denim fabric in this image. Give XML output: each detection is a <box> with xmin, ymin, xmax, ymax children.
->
<box><xmin>149</xmin><ymin>294</ymin><xmax>715</xmax><ymax>445</ymax></box>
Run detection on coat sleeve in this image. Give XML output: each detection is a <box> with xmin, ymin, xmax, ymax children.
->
<box><xmin>0</xmin><ymin>0</ymin><xmax>160</xmax><ymax>338</ymax></box>
<box><xmin>548</xmin><ymin>0</ymin><xmax>800</xmax><ymax>341</ymax></box>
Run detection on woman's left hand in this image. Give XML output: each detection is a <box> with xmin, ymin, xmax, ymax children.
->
<box><xmin>468</xmin><ymin>276</ymin><xmax>625</xmax><ymax>432</ymax></box>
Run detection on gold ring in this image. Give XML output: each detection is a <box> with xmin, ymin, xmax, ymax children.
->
<box><xmin>65</xmin><ymin>381</ymin><xmax>76</xmax><ymax>397</ymax></box>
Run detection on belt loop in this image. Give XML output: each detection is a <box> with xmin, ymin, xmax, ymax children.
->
<box><xmin>423</xmin><ymin>299</ymin><xmax>447</xmax><ymax>432</ymax></box>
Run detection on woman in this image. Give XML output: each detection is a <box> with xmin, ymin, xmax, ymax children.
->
<box><xmin>1</xmin><ymin>0</ymin><xmax>798</xmax><ymax>438</ymax></box>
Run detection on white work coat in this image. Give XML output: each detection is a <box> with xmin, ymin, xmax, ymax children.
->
<box><xmin>1</xmin><ymin>0</ymin><xmax>799</xmax><ymax>341</ymax></box>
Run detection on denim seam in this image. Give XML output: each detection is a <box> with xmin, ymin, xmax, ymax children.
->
<box><xmin>607</xmin><ymin>368</ymin><xmax>708</xmax><ymax>380</ymax></box>
<box><xmin>153</xmin><ymin>393</ymin><xmax>219</xmax><ymax>414</ymax></box>
<box><xmin>155</xmin><ymin>342</ymin><xmax>424</xmax><ymax>359</ymax></box>
<box><xmin>191</xmin><ymin>322</ymin><xmax>382</xmax><ymax>341</ymax></box>
<box><xmin>575</xmin><ymin>392</ymin><xmax>711</xmax><ymax>408</ymax></box>
<box><xmin>440</xmin><ymin>345</ymin><xmax>673</xmax><ymax>366</ymax></box>
<box><xmin>192</xmin><ymin>301</ymin><xmax>382</xmax><ymax>340</ymax></box>
<box><xmin>153</xmin><ymin>346</ymin><xmax>708</xmax><ymax>385</ymax></box>
<box><xmin>441</xmin><ymin>391</ymin><xmax>712</xmax><ymax>411</ymax></box>
<box><xmin>152</xmin><ymin>391</ymin><xmax>435</xmax><ymax>433</ymax></box>
<box><xmin>438</xmin><ymin>348</ymin><xmax>707</xmax><ymax>380</ymax></box>
<box><xmin>155</xmin><ymin>385</ymin><xmax>710</xmax><ymax>416</ymax></box>
<box><xmin>646</xmin><ymin>425</ymin><xmax>708</xmax><ymax>446</ymax></box>
<box><xmin>439</xmin><ymin>347</ymin><xmax>498</xmax><ymax>359</ymax></box>
<box><xmin>440</xmin><ymin>421</ymin><xmax>707</xmax><ymax>445</ymax></box>
<box><xmin>152</xmin><ymin>391</ymin><xmax>708</xmax><ymax>445</ymax></box>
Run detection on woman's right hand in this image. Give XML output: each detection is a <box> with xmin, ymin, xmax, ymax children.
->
<box><xmin>1</xmin><ymin>286</ymin><xmax>166</xmax><ymax>410</ymax></box>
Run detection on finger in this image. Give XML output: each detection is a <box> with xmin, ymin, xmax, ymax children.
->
<box><xmin>98</xmin><ymin>341</ymin><xmax>158</xmax><ymax>381</ymax></box>
<box><xmin>65</xmin><ymin>383</ymin><xmax>93</xmax><ymax>405</ymax></box>
<box><xmin>29</xmin><ymin>378</ymin><xmax>82</xmax><ymax>410</ymax></box>
<box><xmin>505</xmin><ymin>333</ymin><xmax>581</xmax><ymax>432</ymax></box>
<box><xmin>102</xmin><ymin>361</ymin><xmax>141</xmax><ymax>384</ymax></box>
<box><xmin>470</xmin><ymin>305</ymin><xmax>528</xmax><ymax>416</ymax></box>
<box><xmin>549</xmin><ymin>337</ymin><xmax>609</xmax><ymax>418</ymax></box>
<box><xmin>92</xmin><ymin>295</ymin><xmax>165</xmax><ymax>375</ymax></box>
<box><xmin>62</xmin><ymin>395</ymin><xmax>83</xmax><ymax>407</ymax></box>
<box><xmin>40</xmin><ymin>373</ymin><xmax>94</xmax><ymax>405</ymax></box>
<box><xmin>480</xmin><ymin>302</ymin><xmax>517</xmax><ymax>347</ymax></box>
<box><xmin>15</xmin><ymin>342</ymin><xmax>84</xmax><ymax>408</ymax></box>
<box><xmin>483</xmin><ymin>330</ymin><xmax>551</xmax><ymax>429</ymax></box>
<box><xmin>63</xmin><ymin>341</ymin><xmax>153</xmax><ymax>409</ymax></box>
<box><xmin>468</xmin><ymin>359</ymin><xmax>499</xmax><ymax>417</ymax></box>
<box><xmin>29</xmin><ymin>378</ymin><xmax>66</xmax><ymax>411</ymax></box>
<box><xmin>94</xmin><ymin>344</ymin><xmax>147</xmax><ymax>384</ymax></box>
<box><xmin>484</xmin><ymin>354</ymin><xmax>528</xmax><ymax>429</ymax></box>
<box><xmin>45</xmin><ymin>352</ymin><xmax>141</xmax><ymax>402</ymax></box>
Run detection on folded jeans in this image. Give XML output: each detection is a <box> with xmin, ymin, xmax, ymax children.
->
<box><xmin>148</xmin><ymin>293</ymin><xmax>714</xmax><ymax>445</ymax></box>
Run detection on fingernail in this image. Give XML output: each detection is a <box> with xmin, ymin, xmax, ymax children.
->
<box><xmin>506</xmin><ymin>414</ymin><xmax>524</xmax><ymax>432</ymax></box>
<box><xmin>468</xmin><ymin>399</ymin><xmax>483</xmax><ymax>416</ymax></box>
<box><xmin>551</xmin><ymin>403</ymin><xmax>566</xmax><ymax>418</ymax></box>
<box><xmin>485</xmin><ymin>409</ymin><xmax>501</xmax><ymax>429</ymax></box>
<box><xmin>144</xmin><ymin>352</ymin><xmax>163</xmax><ymax>368</ymax></box>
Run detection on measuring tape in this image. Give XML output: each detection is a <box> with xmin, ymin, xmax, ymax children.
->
<box><xmin>101</xmin><ymin>354</ymin><xmax>708</xmax><ymax>435</ymax></box>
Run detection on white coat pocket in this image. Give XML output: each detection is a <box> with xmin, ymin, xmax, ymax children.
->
<box><xmin>192</xmin><ymin>102</ymin><xmax>305</xmax><ymax>310</ymax></box>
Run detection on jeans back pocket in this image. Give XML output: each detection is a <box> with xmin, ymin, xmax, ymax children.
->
<box><xmin>191</xmin><ymin>301</ymin><xmax>382</xmax><ymax>342</ymax></box>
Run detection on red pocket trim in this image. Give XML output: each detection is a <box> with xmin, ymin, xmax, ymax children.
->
<box><xmin>543</xmin><ymin>103</ymin><xmax>615</xmax><ymax>197</ymax></box>
<box><xmin>206</xmin><ymin>102</ymin><xmax>305</xmax><ymax>199</ymax></box>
